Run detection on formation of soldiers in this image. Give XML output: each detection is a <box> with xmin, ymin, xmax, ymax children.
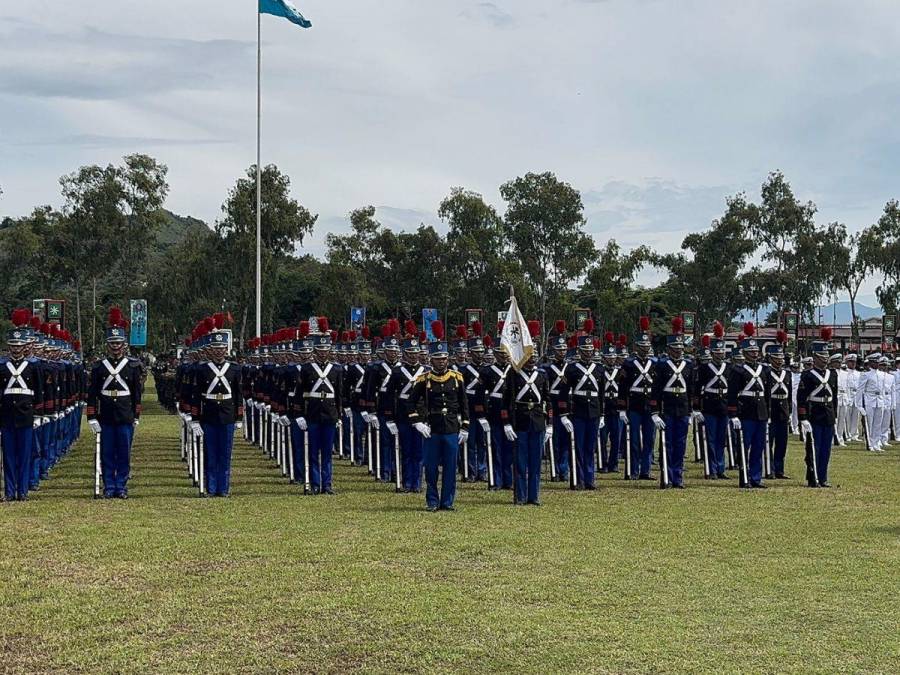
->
<box><xmin>3</xmin><ymin>307</ymin><xmax>898</xmax><ymax>506</ymax></box>
<box><xmin>0</xmin><ymin>309</ymin><xmax>86</xmax><ymax>501</ymax></box>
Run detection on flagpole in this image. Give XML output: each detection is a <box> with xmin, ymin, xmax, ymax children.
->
<box><xmin>255</xmin><ymin>6</ymin><xmax>262</xmax><ymax>340</ymax></box>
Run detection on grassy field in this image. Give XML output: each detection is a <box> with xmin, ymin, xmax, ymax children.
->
<box><xmin>1</xmin><ymin>381</ymin><xmax>898</xmax><ymax>674</ymax></box>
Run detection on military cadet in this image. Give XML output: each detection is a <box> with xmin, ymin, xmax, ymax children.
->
<box><xmin>388</xmin><ymin>325</ymin><xmax>425</xmax><ymax>492</ymax></box>
<box><xmin>855</xmin><ymin>353</ymin><xmax>884</xmax><ymax>451</ymax></box>
<box><xmin>797</xmin><ymin>329</ymin><xmax>839</xmax><ymax>487</ymax></box>
<box><xmin>408</xmin><ymin>321</ymin><xmax>468</xmax><ymax>512</ymax></box>
<box><xmin>726</xmin><ymin>323</ymin><xmax>770</xmax><ymax>489</ymax></box>
<box><xmin>558</xmin><ymin>319</ymin><xmax>603</xmax><ymax>489</ymax></box>
<box><xmin>619</xmin><ymin>317</ymin><xmax>656</xmax><ymax>480</ymax></box>
<box><xmin>502</xmin><ymin>321</ymin><xmax>551</xmax><ymax>505</ymax></box>
<box><xmin>844</xmin><ymin>354</ymin><xmax>861</xmax><ymax>442</ymax></box>
<box><xmin>766</xmin><ymin>331</ymin><xmax>791</xmax><ymax>479</ymax></box>
<box><xmin>345</xmin><ymin>332</ymin><xmax>370</xmax><ymax>466</ymax></box>
<box><xmin>479</xmin><ymin>331</ymin><xmax>513</xmax><ymax>490</ymax></box>
<box><xmin>86</xmin><ymin>308</ymin><xmax>143</xmax><ymax>499</ymax></box>
<box><xmin>651</xmin><ymin>318</ymin><xmax>695</xmax><ymax>488</ymax></box>
<box><xmin>598</xmin><ymin>332</ymin><xmax>623</xmax><ymax>473</ymax></box>
<box><xmin>292</xmin><ymin>327</ymin><xmax>343</xmax><ymax>494</ymax></box>
<box><xmin>364</xmin><ymin>320</ymin><xmax>400</xmax><ymax>482</ymax></box>
<box><xmin>1</xmin><ymin>309</ymin><xmax>45</xmax><ymax>501</ymax></box>
<box><xmin>188</xmin><ymin>314</ymin><xmax>243</xmax><ymax>497</ymax></box>
<box><xmin>694</xmin><ymin>323</ymin><xmax>730</xmax><ymax>479</ymax></box>
<box><xmin>278</xmin><ymin>327</ymin><xmax>310</xmax><ymax>482</ymax></box>
<box><xmin>459</xmin><ymin>323</ymin><xmax>487</xmax><ymax>482</ymax></box>
<box><xmin>544</xmin><ymin>321</ymin><xmax>571</xmax><ymax>481</ymax></box>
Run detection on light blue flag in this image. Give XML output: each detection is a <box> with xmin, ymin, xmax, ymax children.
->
<box><xmin>259</xmin><ymin>0</ymin><xmax>312</xmax><ymax>28</ymax></box>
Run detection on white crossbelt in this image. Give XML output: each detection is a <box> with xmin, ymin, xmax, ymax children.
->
<box><xmin>702</xmin><ymin>363</ymin><xmax>728</xmax><ymax>394</ymax></box>
<box><xmin>464</xmin><ymin>364</ymin><xmax>481</xmax><ymax>396</ymax></box>
<box><xmin>548</xmin><ymin>363</ymin><xmax>565</xmax><ymax>396</ymax></box>
<box><xmin>203</xmin><ymin>362</ymin><xmax>232</xmax><ymax>400</ymax></box>
<box><xmin>101</xmin><ymin>358</ymin><xmax>131</xmax><ymax>398</ymax></box>
<box><xmin>515</xmin><ymin>370</ymin><xmax>541</xmax><ymax>402</ymax></box>
<box><xmin>399</xmin><ymin>365</ymin><xmax>424</xmax><ymax>399</ymax></box>
<box><xmin>573</xmin><ymin>362</ymin><xmax>599</xmax><ymax>398</ymax></box>
<box><xmin>770</xmin><ymin>370</ymin><xmax>789</xmax><ymax>399</ymax></box>
<box><xmin>3</xmin><ymin>360</ymin><xmax>33</xmax><ymax>396</ymax></box>
<box><xmin>352</xmin><ymin>363</ymin><xmax>365</xmax><ymax>394</ymax></box>
<box><xmin>603</xmin><ymin>366</ymin><xmax>620</xmax><ymax>398</ymax></box>
<box><xmin>808</xmin><ymin>369</ymin><xmax>833</xmax><ymax>403</ymax></box>
<box><xmin>630</xmin><ymin>359</ymin><xmax>653</xmax><ymax>394</ymax></box>
<box><xmin>488</xmin><ymin>365</ymin><xmax>509</xmax><ymax>399</ymax></box>
<box><xmin>739</xmin><ymin>364</ymin><xmax>764</xmax><ymax>398</ymax></box>
<box><xmin>378</xmin><ymin>362</ymin><xmax>392</xmax><ymax>393</ymax></box>
<box><xmin>662</xmin><ymin>360</ymin><xmax>687</xmax><ymax>394</ymax></box>
<box><xmin>307</xmin><ymin>362</ymin><xmax>335</xmax><ymax>399</ymax></box>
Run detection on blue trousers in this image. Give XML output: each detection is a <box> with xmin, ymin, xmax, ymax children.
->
<box><xmin>740</xmin><ymin>419</ymin><xmax>766</xmax><ymax>486</ymax></box>
<box><xmin>424</xmin><ymin>433</ymin><xmax>458</xmax><ymax>509</ymax></box>
<box><xmin>515</xmin><ymin>430</ymin><xmax>544</xmax><ymax>503</ymax></box>
<box><xmin>573</xmin><ymin>417</ymin><xmax>598</xmax><ymax>487</ymax></box>
<box><xmin>663</xmin><ymin>414</ymin><xmax>690</xmax><ymax>486</ymax></box>
<box><xmin>29</xmin><ymin>426</ymin><xmax>44</xmax><ymax>488</ymax></box>
<box><xmin>463</xmin><ymin>421</ymin><xmax>487</xmax><ymax>480</ymax></box>
<box><xmin>289</xmin><ymin>422</ymin><xmax>306</xmax><ymax>483</ymax></box>
<box><xmin>100</xmin><ymin>423</ymin><xmax>134</xmax><ymax>495</ymax></box>
<box><xmin>551</xmin><ymin>416</ymin><xmax>571</xmax><ymax>479</ymax></box>
<box><xmin>599</xmin><ymin>412</ymin><xmax>623</xmax><ymax>471</ymax></box>
<box><xmin>379</xmin><ymin>423</ymin><xmax>395</xmax><ymax>481</ymax></box>
<box><xmin>309</xmin><ymin>422</ymin><xmax>336</xmax><ymax>490</ymax></box>
<box><xmin>201</xmin><ymin>423</ymin><xmax>234</xmax><ymax>496</ymax></box>
<box><xmin>348</xmin><ymin>410</ymin><xmax>366</xmax><ymax>465</ymax></box>
<box><xmin>809</xmin><ymin>423</ymin><xmax>834</xmax><ymax>484</ymax></box>
<box><xmin>341</xmin><ymin>411</ymin><xmax>351</xmax><ymax>456</ymax></box>
<box><xmin>627</xmin><ymin>411</ymin><xmax>656</xmax><ymax>478</ymax></box>
<box><xmin>2</xmin><ymin>424</ymin><xmax>33</xmax><ymax>499</ymax></box>
<box><xmin>705</xmin><ymin>414</ymin><xmax>728</xmax><ymax>476</ymax></box>
<box><xmin>398</xmin><ymin>422</ymin><xmax>423</xmax><ymax>491</ymax></box>
<box><xmin>489</xmin><ymin>424</ymin><xmax>514</xmax><ymax>488</ymax></box>
<box><xmin>769</xmin><ymin>419</ymin><xmax>789</xmax><ymax>475</ymax></box>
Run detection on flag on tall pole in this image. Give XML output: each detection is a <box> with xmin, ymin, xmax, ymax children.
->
<box><xmin>256</xmin><ymin>1</ymin><xmax>312</xmax><ymax>339</ymax></box>
<box><xmin>500</xmin><ymin>289</ymin><xmax>534</xmax><ymax>371</ymax></box>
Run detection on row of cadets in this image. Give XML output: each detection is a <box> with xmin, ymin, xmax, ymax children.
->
<box><xmin>187</xmin><ymin>313</ymin><xmax>243</xmax><ymax>497</ymax></box>
<box><xmin>855</xmin><ymin>350</ymin><xmax>895</xmax><ymax>452</ymax></box>
<box><xmin>86</xmin><ymin>308</ymin><xmax>143</xmax><ymax>499</ymax></box>
<box><xmin>618</xmin><ymin>316</ymin><xmax>658</xmax><ymax>481</ymax></box>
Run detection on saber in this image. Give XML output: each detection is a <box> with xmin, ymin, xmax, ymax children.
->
<box><xmin>349</xmin><ymin>412</ymin><xmax>355</xmax><ymax>464</ymax></box>
<box><xmin>764</xmin><ymin>423</ymin><xmax>774</xmax><ymax>479</ymax></box>
<box><xmin>738</xmin><ymin>428</ymin><xmax>749</xmax><ymax>488</ymax></box>
<box><xmin>367</xmin><ymin>425</ymin><xmax>374</xmax><ymax>474</ymax></box>
<box><xmin>692</xmin><ymin>417</ymin><xmax>701</xmax><ymax>462</ymax></box>
<box><xmin>187</xmin><ymin>427</ymin><xmax>194</xmax><ymax>480</ymax></box>
<box><xmin>303</xmin><ymin>429</ymin><xmax>311</xmax><ymax>494</ymax></box>
<box><xmin>597</xmin><ymin>423</ymin><xmax>605</xmax><ymax>472</ymax></box>
<box><xmin>462</xmin><ymin>439</ymin><xmax>469</xmax><ymax>481</ymax></box>
<box><xmin>197</xmin><ymin>432</ymin><xmax>206</xmax><ymax>497</ymax></box>
<box><xmin>569</xmin><ymin>427</ymin><xmax>577</xmax><ymax>490</ymax></box>
<box><xmin>861</xmin><ymin>407</ymin><xmax>872</xmax><ymax>452</ymax></box>
<box><xmin>93</xmin><ymin>430</ymin><xmax>102</xmax><ymax>498</ymax></box>
<box><xmin>624</xmin><ymin>418</ymin><xmax>632</xmax><ymax>480</ymax></box>
<box><xmin>180</xmin><ymin>417</ymin><xmax>187</xmax><ymax>461</ymax></box>
<box><xmin>375</xmin><ymin>426</ymin><xmax>382</xmax><ymax>482</ymax></box>
<box><xmin>700</xmin><ymin>421</ymin><xmax>711</xmax><ymax>479</ymax></box>
<box><xmin>338</xmin><ymin>418</ymin><xmax>345</xmax><ymax>459</ymax></box>
<box><xmin>280</xmin><ymin>425</ymin><xmax>288</xmax><ymax>477</ymax></box>
<box><xmin>726</xmin><ymin>428</ymin><xmax>737</xmax><ymax>469</ymax></box>
<box><xmin>393</xmin><ymin>428</ymin><xmax>402</xmax><ymax>492</ymax></box>
<box><xmin>548</xmin><ymin>432</ymin><xmax>556</xmax><ymax>481</ymax></box>
<box><xmin>658</xmin><ymin>428</ymin><xmax>670</xmax><ymax>489</ymax></box>
<box><xmin>286</xmin><ymin>425</ymin><xmax>295</xmax><ymax>483</ymax></box>
<box><xmin>805</xmin><ymin>426</ymin><xmax>819</xmax><ymax>485</ymax></box>
<box><xmin>486</xmin><ymin>429</ymin><xmax>495</xmax><ymax>489</ymax></box>
<box><xmin>268</xmin><ymin>411</ymin><xmax>275</xmax><ymax>460</ymax></box>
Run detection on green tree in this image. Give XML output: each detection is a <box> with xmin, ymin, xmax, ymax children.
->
<box><xmin>869</xmin><ymin>200</ymin><xmax>900</xmax><ymax>312</ymax></box>
<box><xmin>216</xmin><ymin>164</ymin><xmax>318</xmax><ymax>341</ymax></box>
<box><xmin>500</xmin><ymin>172</ymin><xmax>595</xmax><ymax>339</ymax></box>
<box><xmin>821</xmin><ymin>222</ymin><xmax>880</xmax><ymax>341</ymax></box>
<box><xmin>576</xmin><ymin>240</ymin><xmax>650</xmax><ymax>335</ymax></box>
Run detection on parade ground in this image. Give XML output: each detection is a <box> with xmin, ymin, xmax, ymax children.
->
<box><xmin>1</xmin><ymin>381</ymin><xmax>897</xmax><ymax>674</ymax></box>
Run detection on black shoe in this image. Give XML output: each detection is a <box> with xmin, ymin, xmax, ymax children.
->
<box><xmin>673</xmin><ymin>484</ymin><xmax>686</xmax><ymax>489</ymax></box>
<box><xmin>324</xmin><ymin>488</ymin><xmax>336</xmax><ymax>495</ymax></box>
<box><xmin>17</xmin><ymin>494</ymin><xmax>28</xmax><ymax>502</ymax></box>
<box><xmin>118</xmin><ymin>492</ymin><xmax>128</xmax><ymax>500</ymax></box>
<box><xmin>584</xmin><ymin>484</ymin><xmax>596</xmax><ymax>491</ymax></box>
<box><xmin>818</xmin><ymin>482</ymin><xmax>832</xmax><ymax>488</ymax></box>
<box><xmin>529</xmin><ymin>501</ymin><xmax>542</xmax><ymax>507</ymax></box>
<box><xmin>441</xmin><ymin>506</ymin><xmax>456</xmax><ymax>512</ymax></box>
<box><xmin>639</xmin><ymin>474</ymin><xmax>653</xmax><ymax>481</ymax></box>
<box><xmin>717</xmin><ymin>473</ymin><xmax>729</xmax><ymax>480</ymax></box>
<box><xmin>775</xmin><ymin>473</ymin><xmax>790</xmax><ymax>480</ymax></box>
<box><xmin>807</xmin><ymin>482</ymin><xmax>819</xmax><ymax>488</ymax></box>
<box><xmin>750</xmin><ymin>483</ymin><xmax>768</xmax><ymax>489</ymax></box>
<box><xmin>598</xmin><ymin>468</ymin><xmax>610</xmax><ymax>474</ymax></box>
<box><xmin>312</xmin><ymin>487</ymin><xmax>321</xmax><ymax>495</ymax></box>
<box><xmin>426</xmin><ymin>506</ymin><xmax>438</xmax><ymax>512</ymax></box>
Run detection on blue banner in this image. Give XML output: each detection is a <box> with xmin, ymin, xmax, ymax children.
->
<box><xmin>422</xmin><ymin>308</ymin><xmax>439</xmax><ymax>342</ymax></box>
<box><xmin>130</xmin><ymin>300</ymin><xmax>148</xmax><ymax>347</ymax></box>
<box><xmin>350</xmin><ymin>307</ymin><xmax>366</xmax><ymax>330</ymax></box>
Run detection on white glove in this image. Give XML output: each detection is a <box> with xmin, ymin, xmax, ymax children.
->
<box><xmin>692</xmin><ymin>411</ymin><xmax>705</xmax><ymax>424</ymax></box>
<box><xmin>369</xmin><ymin>415</ymin><xmax>380</xmax><ymax>430</ymax></box>
<box><xmin>386</xmin><ymin>421</ymin><xmax>399</xmax><ymax>436</ymax></box>
<box><xmin>458</xmin><ymin>429</ymin><xmax>469</xmax><ymax>445</ymax></box>
<box><xmin>478</xmin><ymin>418</ymin><xmax>491</xmax><ymax>433</ymax></box>
<box><xmin>560</xmin><ymin>416</ymin><xmax>574</xmax><ymax>434</ymax></box>
<box><xmin>41</xmin><ymin>416</ymin><xmax>50</xmax><ymax>426</ymax></box>
<box><xmin>133</xmin><ymin>420</ymin><xmax>140</xmax><ymax>427</ymax></box>
<box><xmin>858</xmin><ymin>407</ymin><xmax>867</xmax><ymax>418</ymax></box>
<box><xmin>279</xmin><ymin>415</ymin><xmax>291</xmax><ymax>427</ymax></box>
<box><xmin>33</xmin><ymin>418</ymin><xmax>41</xmax><ymax>429</ymax></box>
<box><xmin>361</xmin><ymin>411</ymin><xmax>371</xmax><ymax>424</ymax></box>
<box><xmin>343</xmin><ymin>407</ymin><xmax>351</xmax><ymax>418</ymax></box>
<box><xmin>88</xmin><ymin>420</ymin><xmax>101</xmax><ymax>434</ymax></box>
<box><xmin>190</xmin><ymin>422</ymin><xmax>203</xmax><ymax>437</ymax></box>
<box><xmin>545</xmin><ymin>425</ymin><xmax>554</xmax><ymax>441</ymax></box>
<box><xmin>503</xmin><ymin>424</ymin><xmax>517</xmax><ymax>441</ymax></box>
<box><xmin>730</xmin><ymin>417</ymin><xmax>742</xmax><ymax>431</ymax></box>
<box><xmin>235</xmin><ymin>422</ymin><xmax>243</xmax><ymax>430</ymax></box>
<box><xmin>52</xmin><ymin>412</ymin><xmax>61</xmax><ymax>421</ymax></box>
<box><xmin>414</xmin><ymin>422</ymin><xmax>431</xmax><ymax>438</ymax></box>
<box><xmin>651</xmin><ymin>414</ymin><xmax>666</xmax><ymax>430</ymax></box>
<box><xmin>295</xmin><ymin>417</ymin><xmax>308</xmax><ymax>431</ymax></box>
<box><xmin>800</xmin><ymin>420</ymin><xmax>813</xmax><ymax>435</ymax></box>
<box><xmin>619</xmin><ymin>411</ymin><xmax>628</xmax><ymax>424</ymax></box>
<box><xmin>598</xmin><ymin>417</ymin><xmax>606</xmax><ymax>430</ymax></box>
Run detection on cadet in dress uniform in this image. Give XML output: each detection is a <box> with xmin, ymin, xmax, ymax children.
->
<box><xmin>544</xmin><ymin>321</ymin><xmax>571</xmax><ymax>481</ymax></box>
<box><xmin>87</xmin><ymin>308</ymin><xmax>142</xmax><ymax>499</ymax></box>
<box><xmin>364</xmin><ymin>320</ymin><xmax>400</xmax><ymax>482</ymax></box>
<box><xmin>502</xmin><ymin>322</ymin><xmax>551</xmax><ymax>505</ymax></box>
<box><xmin>188</xmin><ymin>315</ymin><xmax>242</xmax><ymax>497</ymax></box>
<box><xmin>408</xmin><ymin>322</ymin><xmax>468</xmax><ymax>511</ymax></box>
<box><xmin>855</xmin><ymin>353</ymin><xmax>884</xmax><ymax>452</ymax></box>
<box><xmin>797</xmin><ymin>329</ymin><xmax>839</xmax><ymax>487</ymax></box>
<box><xmin>558</xmin><ymin>319</ymin><xmax>603</xmax><ymax>490</ymax></box>
<box><xmin>598</xmin><ymin>332</ymin><xmax>623</xmax><ymax>473</ymax></box>
<box><xmin>766</xmin><ymin>331</ymin><xmax>792</xmax><ymax>479</ymax></box>
<box><xmin>479</xmin><ymin>334</ymin><xmax>513</xmax><ymax>490</ymax></box>
<box><xmin>387</xmin><ymin>328</ymin><xmax>426</xmax><ymax>492</ymax></box>
<box><xmin>651</xmin><ymin>318</ymin><xmax>695</xmax><ymax>488</ymax></box>
<box><xmin>1</xmin><ymin>310</ymin><xmax>44</xmax><ymax>501</ymax></box>
<box><xmin>460</xmin><ymin>324</ymin><xmax>488</xmax><ymax>482</ymax></box>
<box><xmin>619</xmin><ymin>317</ymin><xmax>657</xmax><ymax>480</ymax></box>
<box><xmin>726</xmin><ymin>323</ymin><xmax>770</xmax><ymax>489</ymax></box>
<box><xmin>693</xmin><ymin>322</ymin><xmax>729</xmax><ymax>479</ymax></box>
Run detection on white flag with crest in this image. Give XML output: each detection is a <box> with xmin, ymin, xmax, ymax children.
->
<box><xmin>500</xmin><ymin>294</ymin><xmax>534</xmax><ymax>371</ymax></box>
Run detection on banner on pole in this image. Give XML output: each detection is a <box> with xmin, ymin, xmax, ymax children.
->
<box><xmin>500</xmin><ymin>295</ymin><xmax>534</xmax><ymax>371</ymax></box>
<box><xmin>350</xmin><ymin>307</ymin><xmax>366</xmax><ymax>331</ymax></box>
<box><xmin>130</xmin><ymin>300</ymin><xmax>148</xmax><ymax>347</ymax></box>
<box><xmin>422</xmin><ymin>308</ymin><xmax>439</xmax><ymax>341</ymax></box>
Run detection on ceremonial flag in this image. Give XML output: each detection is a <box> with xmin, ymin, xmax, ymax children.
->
<box><xmin>259</xmin><ymin>0</ymin><xmax>312</xmax><ymax>28</ymax></box>
<box><xmin>422</xmin><ymin>309</ymin><xmax>439</xmax><ymax>341</ymax></box>
<box><xmin>500</xmin><ymin>294</ymin><xmax>534</xmax><ymax>371</ymax></box>
<box><xmin>129</xmin><ymin>299</ymin><xmax>148</xmax><ymax>347</ymax></box>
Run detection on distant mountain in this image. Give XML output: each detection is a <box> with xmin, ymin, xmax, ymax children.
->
<box><xmin>737</xmin><ymin>301</ymin><xmax>883</xmax><ymax>324</ymax></box>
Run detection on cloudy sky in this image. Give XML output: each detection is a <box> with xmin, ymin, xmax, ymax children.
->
<box><xmin>2</xmin><ymin>0</ymin><xmax>898</xmax><ymax>303</ymax></box>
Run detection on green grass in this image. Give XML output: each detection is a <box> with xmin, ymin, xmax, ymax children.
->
<box><xmin>1</xmin><ymin>381</ymin><xmax>898</xmax><ymax>674</ymax></box>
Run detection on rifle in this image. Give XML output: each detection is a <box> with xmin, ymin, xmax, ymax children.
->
<box><xmin>658</xmin><ymin>428</ymin><xmax>670</xmax><ymax>489</ymax></box>
<box><xmin>303</xmin><ymin>429</ymin><xmax>311</xmax><ymax>494</ymax></box>
<box><xmin>197</xmin><ymin>432</ymin><xmax>206</xmax><ymax>497</ymax></box>
<box><xmin>286</xmin><ymin>425</ymin><xmax>295</xmax><ymax>483</ymax></box>
<box><xmin>804</xmin><ymin>426</ymin><xmax>819</xmax><ymax>486</ymax></box>
<box><xmin>393</xmin><ymin>427</ymin><xmax>402</xmax><ymax>493</ymax></box>
<box><xmin>569</xmin><ymin>426</ymin><xmax>578</xmax><ymax>490</ymax></box>
<box><xmin>624</xmin><ymin>418</ymin><xmax>632</xmax><ymax>480</ymax></box>
<box><xmin>486</xmin><ymin>430</ymin><xmax>495</xmax><ymax>489</ymax></box>
<box><xmin>93</xmin><ymin>430</ymin><xmax>102</xmax><ymax>499</ymax></box>
<box><xmin>699</xmin><ymin>421</ymin><xmax>711</xmax><ymax>479</ymax></box>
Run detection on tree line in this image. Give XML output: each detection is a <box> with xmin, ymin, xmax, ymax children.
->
<box><xmin>1</xmin><ymin>158</ymin><xmax>899</xmax><ymax>354</ymax></box>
